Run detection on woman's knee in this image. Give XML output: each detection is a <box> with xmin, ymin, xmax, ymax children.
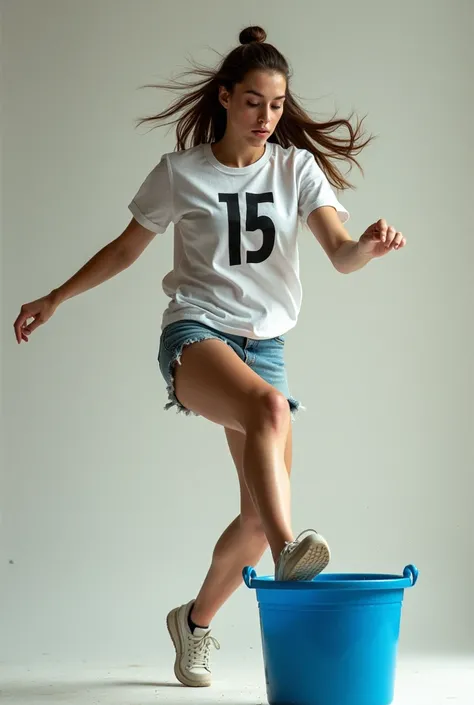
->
<box><xmin>242</xmin><ymin>388</ymin><xmax>290</xmax><ymax>434</ymax></box>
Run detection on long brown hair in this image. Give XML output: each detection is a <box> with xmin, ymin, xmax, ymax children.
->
<box><xmin>136</xmin><ymin>26</ymin><xmax>374</xmax><ymax>190</ymax></box>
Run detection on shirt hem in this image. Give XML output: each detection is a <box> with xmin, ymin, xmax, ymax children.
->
<box><xmin>161</xmin><ymin>309</ymin><xmax>295</xmax><ymax>340</ymax></box>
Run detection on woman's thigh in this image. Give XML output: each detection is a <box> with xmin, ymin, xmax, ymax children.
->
<box><xmin>176</xmin><ymin>338</ymin><xmax>289</xmax><ymax>432</ymax></box>
<box><xmin>158</xmin><ymin>320</ymin><xmax>303</xmax><ymax>421</ymax></box>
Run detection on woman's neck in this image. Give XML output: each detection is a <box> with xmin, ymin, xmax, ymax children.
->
<box><xmin>211</xmin><ymin>137</ymin><xmax>266</xmax><ymax>169</ymax></box>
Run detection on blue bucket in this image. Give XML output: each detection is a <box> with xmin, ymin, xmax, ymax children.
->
<box><xmin>243</xmin><ymin>563</ymin><xmax>419</xmax><ymax>705</ymax></box>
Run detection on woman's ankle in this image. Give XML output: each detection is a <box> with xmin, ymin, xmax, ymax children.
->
<box><xmin>188</xmin><ymin>603</ymin><xmax>210</xmax><ymax>633</ymax></box>
<box><xmin>270</xmin><ymin>534</ymin><xmax>294</xmax><ymax>563</ymax></box>
<box><xmin>189</xmin><ymin>602</ymin><xmax>212</xmax><ymax>630</ymax></box>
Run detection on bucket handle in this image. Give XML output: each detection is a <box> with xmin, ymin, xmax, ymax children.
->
<box><xmin>243</xmin><ymin>566</ymin><xmax>256</xmax><ymax>588</ymax></box>
<box><xmin>403</xmin><ymin>563</ymin><xmax>419</xmax><ymax>586</ymax></box>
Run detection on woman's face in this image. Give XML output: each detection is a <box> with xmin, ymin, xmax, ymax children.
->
<box><xmin>219</xmin><ymin>69</ymin><xmax>287</xmax><ymax>145</ymax></box>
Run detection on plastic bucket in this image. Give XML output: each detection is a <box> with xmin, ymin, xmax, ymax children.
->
<box><xmin>243</xmin><ymin>563</ymin><xmax>419</xmax><ymax>705</ymax></box>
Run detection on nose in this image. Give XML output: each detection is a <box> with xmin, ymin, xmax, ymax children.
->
<box><xmin>259</xmin><ymin>107</ymin><xmax>271</xmax><ymax>126</ymax></box>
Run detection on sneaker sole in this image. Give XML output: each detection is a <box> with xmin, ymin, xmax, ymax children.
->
<box><xmin>166</xmin><ymin>608</ymin><xmax>211</xmax><ymax>688</ymax></box>
<box><xmin>278</xmin><ymin>539</ymin><xmax>331</xmax><ymax>581</ymax></box>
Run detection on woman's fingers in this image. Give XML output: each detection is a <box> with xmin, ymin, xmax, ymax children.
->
<box><xmin>13</xmin><ymin>309</ymin><xmax>31</xmax><ymax>343</ymax></box>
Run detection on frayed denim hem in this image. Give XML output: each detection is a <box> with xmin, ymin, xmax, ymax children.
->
<box><xmin>163</xmin><ymin>335</ymin><xmax>305</xmax><ymax>422</ymax></box>
<box><xmin>288</xmin><ymin>397</ymin><xmax>306</xmax><ymax>422</ymax></box>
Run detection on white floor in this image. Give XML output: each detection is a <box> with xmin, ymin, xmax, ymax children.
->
<box><xmin>1</xmin><ymin>656</ymin><xmax>472</xmax><ymax>704</ymax></box>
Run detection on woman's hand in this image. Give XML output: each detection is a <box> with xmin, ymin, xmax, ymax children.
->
<box><xmin>358</xmin><ymin>218</ymin><xmax>406</xmax><ymax>258</ymax></box>
<box><xmin>13</xmin><ymin>292</ymin><xmax>59</xmax><ymax>344</ymax></box>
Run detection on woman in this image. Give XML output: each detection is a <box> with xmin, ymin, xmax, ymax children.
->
<box><xmin>13</xmin><ymin>25</ymin><xmax>406</xmax><ymax>688</ymax></box>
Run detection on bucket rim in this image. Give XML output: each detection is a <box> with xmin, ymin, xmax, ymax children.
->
<box><xmin>243</xmin><ymin>564</ymin><xmax>419</xmax><ymax>590</ymax></box>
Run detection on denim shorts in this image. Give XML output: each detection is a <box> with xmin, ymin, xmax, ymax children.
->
<box><xmin>158</xmin><ymin>319</ymin><xmax>304</xmax><ymax>421</ymax></box>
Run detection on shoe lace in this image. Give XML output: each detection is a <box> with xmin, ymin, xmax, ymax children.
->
<box><xmin>280</xmin><ymin>529</ymin><xmax>318</xmax><ymax>558</ymax></box>
<box><xmin>187</xmin><ymin>631</ymin><xmax>220</xmax><ymax>669</ymax></box>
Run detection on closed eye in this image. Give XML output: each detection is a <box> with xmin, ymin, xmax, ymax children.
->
<box><xmin>247</xmin><ymin>101</ymin><xmax>282</xmax><ymax>110</ymax></box>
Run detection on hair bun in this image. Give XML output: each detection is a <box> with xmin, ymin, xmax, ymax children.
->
<box><xmin>239</xmin><ymin>26</ymin><xmax>267</xmax><ymax>45</ymax></box>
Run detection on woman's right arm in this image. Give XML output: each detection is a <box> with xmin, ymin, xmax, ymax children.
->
<box><xmin>13</xmin><ymin>217</ymin><xmax>156</xmax><ymax>344</ymax></box>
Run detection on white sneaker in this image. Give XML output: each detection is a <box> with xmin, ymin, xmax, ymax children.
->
<box><xmin>275</xmin><ymin>529</ymin><xmax>331</xmax><ymax>581</ymax></box>
<box><xmin>166</xmin><ymin>600</ymin><xmax>220</xmax><ymax>687</ymax></box>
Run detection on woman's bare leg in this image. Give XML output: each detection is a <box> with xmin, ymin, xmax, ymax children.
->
<box><xmin>190</xmin><ymin>424</ymin><xmax>293</xmax><ymax>627</ymax></box>
<box><xmin>173</xmin><ymin>339</ymin><xmax>294</xmax><ymax>560</ymax></box>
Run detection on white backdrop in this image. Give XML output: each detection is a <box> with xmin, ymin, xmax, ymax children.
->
<box><xmin>2</xmin><ymin>0</ymin><xmax>473</xmax><ymax>672</ymax></box>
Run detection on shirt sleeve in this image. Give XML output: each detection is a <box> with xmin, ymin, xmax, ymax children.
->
<box><xmin>297</xmin><ymin>150</ymin><xmax>350</xmax><ymax>226</ymax></box>
<box><xmin>128</xmin><ymin>154</ymin><xmax>174</xmax><ymax>233</ymax></box>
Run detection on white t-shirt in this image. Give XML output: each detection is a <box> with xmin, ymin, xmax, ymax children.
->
<box><xmin>128</xmin><ymin>141</ymin><xmax>349</xmax><ymax>339</ymax></box>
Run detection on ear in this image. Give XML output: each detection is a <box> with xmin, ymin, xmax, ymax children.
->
<box><xmin>217</xmin><ymin>85</ymin><xmax>230</xmax><ymax>110</ymax></box>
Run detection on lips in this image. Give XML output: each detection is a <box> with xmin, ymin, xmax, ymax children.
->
<box><xmin>253</xmin><ymin>129</ymin><xmax>269</xmax><ymax>134</ymax></box>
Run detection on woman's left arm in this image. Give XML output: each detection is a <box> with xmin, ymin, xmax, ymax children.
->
<box><xmin>307</xmin><ymin>206</ymin><xmax>406</xmax><ymax>275</ymax></box>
